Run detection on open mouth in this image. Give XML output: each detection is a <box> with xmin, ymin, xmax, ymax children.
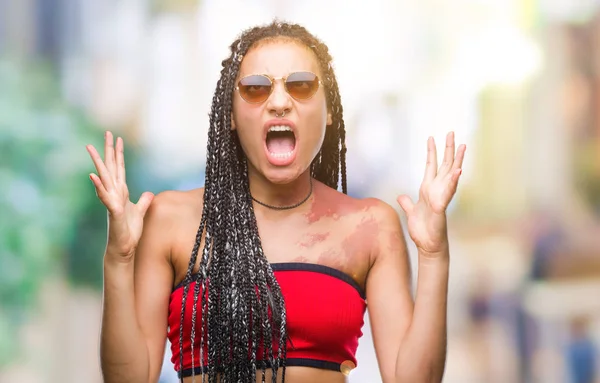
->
<box><xmin>266</xmin><ymin>126</ymin><xmax>296</xmax><ymax>158</ymax></box>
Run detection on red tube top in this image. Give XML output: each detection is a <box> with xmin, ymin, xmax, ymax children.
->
<box><xmin>167</xmin><ymin>262</ymin><xmax>367</xmax><ymax>378</ymax></box>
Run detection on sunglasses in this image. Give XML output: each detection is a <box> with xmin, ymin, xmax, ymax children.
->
<box><xmin>235</xmin><ymin>71</ymin><xmax>322</xmax><ymax>104</ymax></box>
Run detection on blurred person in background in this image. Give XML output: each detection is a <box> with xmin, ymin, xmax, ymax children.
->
<box><xmin>566</xmin><ymin>316</ymin><xmax>598</xmax><ymax>383</ymax></box>
<box><xmin>87</xmin><ymin>20</ymin><xmax>466</xmax><ymax>383</ymax></box>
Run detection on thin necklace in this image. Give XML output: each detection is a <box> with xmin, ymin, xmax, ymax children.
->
<box><xmin>251</xmin><ymin>178</ymin><xmax>313</xmax><ymax>210</ymax></box>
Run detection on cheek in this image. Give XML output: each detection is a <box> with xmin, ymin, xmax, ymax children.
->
<box><xmin>308</xmin><ymin>103</ymin><xmax>330</xmax><ymax>137</ymax></box>
<box><xmin>231</xmin><ymin>102</ymin><xmax>262</xmax><ymax>150</ymax></box>
<box><xmin>233</xmin><ymin>96</ymin><xmax>260</xmax><ymax>124</ymax></box>
<box><xmin>231</xmin><ymin>96</ymin><xmax>242</xmax><ymax>129</ymax></box>
<box><xmin>301</xmin><ymin>107</ymin><xmax>329</xmax><ymax>156</ymax></box>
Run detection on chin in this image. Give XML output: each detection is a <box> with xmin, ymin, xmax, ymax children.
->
<box><xmin>261</xmin><ymin>164</ymin><xmax>306</xmax><ymax>185</ymax></box>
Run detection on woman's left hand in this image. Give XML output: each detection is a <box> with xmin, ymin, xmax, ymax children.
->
<box><xmin>397</xmin><ymin>131</ymin><xmax>466</xmax><ymax>257</ymax></box>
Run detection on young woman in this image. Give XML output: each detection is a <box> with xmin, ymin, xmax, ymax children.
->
<box><xmin>87</xmin><ymin>20</ymin><xmax>466</xmax><ymax>383</ymax></box>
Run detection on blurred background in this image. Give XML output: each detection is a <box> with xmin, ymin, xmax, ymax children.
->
<box><xmin>1</xmin><ymin>0</ymin><xmax>600</xmax><ymax>382</ymax></box>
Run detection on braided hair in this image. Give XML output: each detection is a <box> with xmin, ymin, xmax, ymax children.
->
<box><xmin>178</xmin><ymin>20</ymin><xmax>348</xmax><ymax>382</ymax></box>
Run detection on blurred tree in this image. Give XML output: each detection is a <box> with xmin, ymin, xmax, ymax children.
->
<box><xmin>0</xmin><ymin>57</ymin><xmax>150</xmax><ymax>367</ymax></box>
<box><xmin>0</xmin><ymin>58</ymin><xmax>83</xmax><ymax>366</ymax></box>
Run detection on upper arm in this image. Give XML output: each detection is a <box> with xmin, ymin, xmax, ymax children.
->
<box><xmin>133</xmin><ymin>192</ymin><xmax>176</xmax><ymax>382</ymax></box>
<box><xmin>365</xmin><ymin>200</ymin><xmax>414</xmax><ymax>383</ymax></box>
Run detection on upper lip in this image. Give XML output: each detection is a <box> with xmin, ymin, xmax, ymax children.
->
<box><xmin>263</xmin><ymin>119</ymin><xmax>297</xmax><ymax>140</ymax></box>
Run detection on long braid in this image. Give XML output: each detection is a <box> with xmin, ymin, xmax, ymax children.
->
<box><xmin>325</xmin><ymin>64</ymin><xmax>348</xmax><ymax>193</ymax></box>
<box><xmin>178</xmin><ymin>20</ymin><xmax>349</xmax><ymax>382</ymax></box>
<box><xmin>179</xmin><ymin>59</ymin><xmax>226</xmax><ymax>381</ymax></box>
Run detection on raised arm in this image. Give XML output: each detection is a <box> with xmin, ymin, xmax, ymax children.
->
<box><xmin>88</xmin><ymin>132</ymin><xmax>174</xmax><ymax>383</ymax></box>
<box><xmin>367</xmin><ymin>132</ymin><xmax>466</xmax><ymax>383</ymax></box>
<box><xmin>367</xmin><ymin>203</ymin><xmax>449</xmax><ymax>383</ymax></box>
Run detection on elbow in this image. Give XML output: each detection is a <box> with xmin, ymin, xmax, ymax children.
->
<box><xmin>394</xmin><ymin>361</ymin><xmax>446</xmax><ymax>383</ymax></box>
<box><xmin>393</xmin><ymin>334</ymin><xmax>447</xmax><ymax>383</ymax></box>
<box><xmin>99</xmin><ymin>353</ymin><xmax>152</xmax><ymax>383</ymax></box>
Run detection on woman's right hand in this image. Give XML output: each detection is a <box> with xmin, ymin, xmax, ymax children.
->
<box><xmin>86</xmin><ymin>131</ymin><xmax>154</xmax><ymax>261</ymax></box>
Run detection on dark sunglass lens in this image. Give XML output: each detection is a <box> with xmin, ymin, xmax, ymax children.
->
<box><xmin>286</xmin><ymin>72</ymin><xmax>319</xmax><ymax>99</ymax></box>
<box><xmin>238</xmin><ymin>75</ymin><xmax>272</xmax><ymax>103</ymax></box>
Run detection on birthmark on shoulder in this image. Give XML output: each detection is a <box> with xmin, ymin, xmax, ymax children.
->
<box><xmin>316</xmin><ymin>248</ymin><xmax>344</xmax><ymax>267</ymax></box>
<box><xmin>358</xmin><ymin>197</ymin><xmax>383</xmax><ymax>212</ymax></box>
<box><xmin>297</xmin><ymin>232</ymin><xmax>331</xmax><ymax>248</ymax></box>
<box><xmin>289</xmin><ymin>254</ymin><xmax>312</xmax><ymax>263</ymax></box>
<box><xmin>341</xmin><ymin>216</ymin><xmax>379</xmax><ymax>257</ymax></box>
<box><xmin>305</xmin><ymin>196</ymin><xmax>340</xmax><ymax>223</ymax></box>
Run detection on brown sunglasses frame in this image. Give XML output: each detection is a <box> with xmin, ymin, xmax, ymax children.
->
<box><xmin>235</xmin><ymin>71</ymin><xmax>323</xmax><ymax>104</ymax></box>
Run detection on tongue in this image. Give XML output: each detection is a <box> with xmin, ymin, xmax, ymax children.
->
<box><xmin>266</xmin><ymin>136</ymin><xmax>295</xmax><ymax>153</ymax></box>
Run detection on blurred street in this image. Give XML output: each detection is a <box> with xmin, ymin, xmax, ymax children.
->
<box><xmin>1</xmin><ymin>0</ymin><xmax>599</xmax><ymax>382</ymax></box>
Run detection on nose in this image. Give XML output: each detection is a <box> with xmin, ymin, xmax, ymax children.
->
<box><xmin>266</xmin><ymin>78</ymin><xmax>292</xmax><ymax>117</ymax></box>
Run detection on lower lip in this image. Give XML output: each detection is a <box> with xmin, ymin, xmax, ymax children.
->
<box><xmin>264</xmin><ymin>142</ymin><xmax>298</xmax><ymax>166</ymax></box>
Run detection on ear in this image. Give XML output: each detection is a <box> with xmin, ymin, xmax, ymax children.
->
<box><xmin>326</xmin><ymin>111</ymin><xmax>333</xmax><ymax>126</ymax></box>
<box><xmin>231</xmin><ymin>112</ymin><xmax>237</xmax><ymax>130</ymax></box>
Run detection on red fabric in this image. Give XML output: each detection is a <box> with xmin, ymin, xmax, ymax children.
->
<box><xmin>167</xmin><ymin>264</ymin><xmax>366</xmax><ymax>374</ymax></box>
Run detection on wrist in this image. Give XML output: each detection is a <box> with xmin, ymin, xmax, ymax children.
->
<box><xmin>417</xmin><ymin>246</ymin><xmax>450</xmax><ymax>264</ymax></box>
<box><xmin>104</xmin><ymin>248</ymin><xmax>136</xmax><ymax>265</ymax></box>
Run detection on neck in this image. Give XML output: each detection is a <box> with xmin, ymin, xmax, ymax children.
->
<box><xmin>248</xmin><ymin>169</ymin><xmax>313</xmax><ymax>211</ymax></box>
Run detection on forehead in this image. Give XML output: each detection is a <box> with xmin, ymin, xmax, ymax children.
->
<box><xmin>238</xmin><ymin>40</ymin><xmax>322</xmax><ymax>78</ymax></box>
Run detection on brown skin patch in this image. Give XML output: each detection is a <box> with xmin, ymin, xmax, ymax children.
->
<box><xmin>304</xmin><ymin>189</ymin><xmax>342</xmax><ymax>223</ymax></box>
<box><xmin>304</xmin><ymin>189</ymin><xmax>382</xmax><ymax>224</ymax></box>
<box><xmin>289</xmin><ymin>254</ymin><xmax>312</xmax><ymax>263</ymax></box>
<box><xmin>296</xmin><ymin>232</ymin><xmax>330</xmax><ymax>248</ymax></box>
<box><xmin>316</xmin><ymin>247</ymin><xmax>344</xmax><ymax>268</ymax></box>
<box><xmin>358</xmin><ymin>198</ymin><xmax>382</xmax><ymax>212</ymax></box>
<box><xmin>341</xmin><ymin>216</ymin><xmax>379</xmax><ymax>262</ymax></box>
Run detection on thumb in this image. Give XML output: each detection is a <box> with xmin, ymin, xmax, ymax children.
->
<box><xmin>136</xmin><ymin>192</ymin><xmax>155</xmax><ymax>216</ymax></box>
<box><xmin>396</xmin><ymin>194</ymin><xmax>414</xmax><ymax>216</ymax></box>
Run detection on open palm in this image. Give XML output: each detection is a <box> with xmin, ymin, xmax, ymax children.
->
<box><xmin>86</xmin><ymin>131</ymin><xmax>154</xmax><ymax>258</ymax></box>
<box><xmin>397</xmin><ymin>132</ymin><xmax>466</xmax><ymax>255</ymax></box>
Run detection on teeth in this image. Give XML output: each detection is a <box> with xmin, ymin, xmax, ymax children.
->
<box><xmin>270</xmin><ymin>151</ymin><xmax>293</xmax><ymax>158</ymax></box>
<box><xmin>268</xmin><ymin>125</ymin><xmax>293</xmax><ymax>133</ymax></box>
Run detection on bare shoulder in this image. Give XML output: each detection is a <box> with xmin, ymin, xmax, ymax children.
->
<box><xmin>143</xmin><ymin>188</ymin><xmax>204</xmax><ymax>230</ymax></box>
<box><xmin>148</xmin><ymin>187</ymin><xmax>204</xmax><ymax>217</ymax></box>
<box><xmin>359</xmin><ymin>197</ymin><xmax>403</xmax><ymax>229</ymax></box>
<box><xmin>314</xmin><ymin>182</ymin><xmax>405</xmax><ymax>269</ymax></box>
<box><xmin>316</xmin><ymin>180</ymin><xmax>401</xmax><ymax>226</ymax></box>
<box><xmin>137</xmin><ymin>187</ymin><xmax>204</xmax><ymax>259</ymax></box>
<box><xmin>350</xmin><ymin>197</ymin><xmax>406</xmax><ymax>264</ymax></box>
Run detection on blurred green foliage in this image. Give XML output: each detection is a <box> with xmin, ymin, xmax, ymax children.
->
<box><xmin>0</xmin><ymin>58</ymin><xmax>148</xmax><ymax>367</ymax></box>
<box><xmin>0</xmin><ymin>58</ymin><xmax>95</xmax><ymax>366</ymax></box>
